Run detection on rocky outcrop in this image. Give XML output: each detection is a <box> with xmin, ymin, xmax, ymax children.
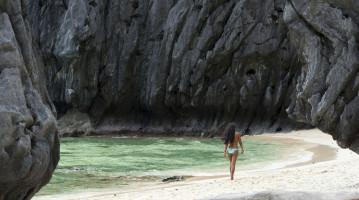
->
<box><xmin>58</xmin><ymin>108</ymin><xmax>92</xmax><ymax>137</ymax></box>
<box><xmin>2</xmin><ymin>0</ymin><xmax>359</xmax><ymax>197</ymax></box>
<box><xmin>0</xmin><ymin>0</ymin><xmax>59</xmax><ymax>199</ymax></box>
<box><xmin>25</xmin><ymin>0</ymin><xmax>311</xmax><ymax>136</ymax></box>
<box><xmin>284</xmin><ymin>0</ymin><xmax>359</xmax><ymax>153</ymax></box>
<box><xmin>24</xmin><ymin>0</ymin><xmax>359</xmax><ymax>153</ymax></box>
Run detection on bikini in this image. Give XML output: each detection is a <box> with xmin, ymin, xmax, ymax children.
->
<box><xmin>227</xmin><ymin>148</ymin><xmax>239</xmax><ymax>155</ymax></box>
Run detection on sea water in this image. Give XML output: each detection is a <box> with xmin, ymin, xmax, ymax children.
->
<box><xmin>35</xmin><ymin>136</ymin><xmax>300</xmax><ymax>196</ymax></box>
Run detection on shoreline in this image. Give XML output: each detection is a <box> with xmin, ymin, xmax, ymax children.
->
<box><xmin>34</xmin><ymin>129</ymin><xmax>359</xmax><ymax>200</ymax></box>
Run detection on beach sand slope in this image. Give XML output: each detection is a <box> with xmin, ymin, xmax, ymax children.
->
<box><xmin>35</xmin><ymin>129</ymin><xmax>359</xmax><ymax>200</ymax></box>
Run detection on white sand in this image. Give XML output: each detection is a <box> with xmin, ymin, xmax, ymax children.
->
<box><xmin>34</xmin><ymin>129</ymin><xmax>359</xmax><ymax>200</ymax></box>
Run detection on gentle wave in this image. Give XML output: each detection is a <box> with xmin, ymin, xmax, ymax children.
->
<box><xmin>259</xmin><ymin>150</ymin><xmax>314</xmax><ymax>171</ymax></box>
<box><xmin>36</xmin><ymin>137</ymin><xmax>285</xmax><ymax>196</ymax></box>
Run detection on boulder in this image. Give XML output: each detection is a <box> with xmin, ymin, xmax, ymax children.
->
<box><xmin>0</xmin><ymin>0</ymin><xmax>59</xmax><ymax>199</ymax></box>
<box><xmin>284</xmin><ymin>0</ymin><xmax>359</xmax><ymax>153</ymax></box>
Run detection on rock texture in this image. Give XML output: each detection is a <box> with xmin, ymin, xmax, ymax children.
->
<box><xmin>25</xmin><ymin>0</ymin><xmax>310</xmax><ymax>136</ymax></box>
<box><xmin>284</xmin><ymin>0</ymin><xmax>359</xmax><ymax>153</ymax></box>
<box><xmin>0</xmin><ymin>0</ymin><xmax>59</xmax><ymax>199</ymax></box>
<box><xmin>58</xmin><ymin>108</ymin><xmax>92</xmax><ymax>137</ymax></box>
<box><xmin>24</xmin><ymin>0</ymin><xmax>359</xmax><ymax>153</ymax></box>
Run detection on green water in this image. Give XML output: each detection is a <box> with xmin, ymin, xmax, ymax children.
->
<box><xmin>36</xmin><ymin>136</ymin><xmax>285</xmax><ymax>196</ymax></box>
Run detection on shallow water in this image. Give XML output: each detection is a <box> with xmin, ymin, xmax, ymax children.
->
<box><xmin>36</xmin><ymin>136</ymin><xmax>289</xmax><ymax>196</ymax></box>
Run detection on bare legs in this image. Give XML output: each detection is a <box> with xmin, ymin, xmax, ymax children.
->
<box><xmin>227</xmin><ymin>151</ymin><xmax>239</xmax><ymax>180</ymax></box>
<box><xmin>228</xmin><ymin>153</ymin><xmax>232</xmax><ymax>179</ymax></box>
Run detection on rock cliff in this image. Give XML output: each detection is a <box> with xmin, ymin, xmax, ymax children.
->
<box><xmin>25</xmin><ymin>0</ymin><xmax>309</xmax><ymax>136</ymax></box>
<box><xmin>24</xmin><ymin>0</ymin><xmax>359</xmax><ymax>152</ymax></box>
<box><xmin>0</xmin><ymin>0</ymin><xmax>59</xmax><ymax>199</ymax></box>
<box><xmin>284</xmin><ymin>0</ymin><xmax>359</xmax><ymax>154</ymax></box>
<box><xmin>1</xmin><ymin>0</ymin><xmax>359</xmax><ymax>197</ymax></box>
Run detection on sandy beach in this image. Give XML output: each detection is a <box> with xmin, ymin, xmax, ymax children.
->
<box><xmin>34</xmin><ymin>129</ymin><xmax>359</xmax><ymax>200</ymax></box>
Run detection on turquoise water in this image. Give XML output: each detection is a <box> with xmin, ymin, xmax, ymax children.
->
<box><xmin>36</xmin><ymin>136</ymin><xmax>285</xmax><ymax>196</ymax></box>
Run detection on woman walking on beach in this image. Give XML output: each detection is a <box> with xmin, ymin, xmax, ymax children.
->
<box><xmin>222</xmin><ymin>123</ymin><xmax>244</xmax><ymax>180</ymax></box>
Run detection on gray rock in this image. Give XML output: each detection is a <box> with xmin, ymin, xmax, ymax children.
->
<box><xmin>0</xmin><ymin>0</ymin><xmax>59</xmax><ymax>199</ymax></box>
<box><xmin>3</xmin><ymin>0</ymin><xmax>359</xmax><ymax>197</ymax></box>
<box><xmin>58</xmin><ymin>108</ymin><xmax>92</xmax><ymax>137</ymax></box>
<box><xmin>284</xmin><ymin>0</ymin><xmax>359</xmax><ymax>153</ymax></box>
<box><xmin>162</xmin><ymin>176</ymin><xmax>183</xmax><ymax>182</ymax></box>
<box><xmin>25</xmin><ymin>0</ymin><xmax>310</xmax><ymax>137</ymax></box>
<box><xmin>23</xmin><ymin>0</ymin><xmax>359</xmax><ymax>154</ymax></box>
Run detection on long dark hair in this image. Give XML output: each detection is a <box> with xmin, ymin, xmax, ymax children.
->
<box><xmin>222</xmin><ymin>123</ymin><xmax>236</xmax><ymax>145</ymax></box>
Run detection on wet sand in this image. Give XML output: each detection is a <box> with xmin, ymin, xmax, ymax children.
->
<box><xmin>34</xmin><ymin>129</ymin><xmax>359</xmax><ymax>200</ymax></box>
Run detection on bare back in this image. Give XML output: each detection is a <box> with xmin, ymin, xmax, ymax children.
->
<box><xmin>228</xmin><ymin>132</ymin><xmax>240</xmax><ymax>149</ymax></box>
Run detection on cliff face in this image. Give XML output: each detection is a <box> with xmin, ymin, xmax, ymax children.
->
<box><xmin>25</xmin><ymin>0</ymin><xmax>309</xmax><ymax>136</ymax></box>
<box><xmin>285</xmin><ymin>0</ymin><xmax>359</xmax><ymax>152</ymax></box>
<box><xmin>25</xmin><ymin>1</ymin><xmax>359</xmax><ymax>152</ymax></box>
<box><xmin>0</xmin><ymin>0</ymin><xmax>59</xmax><ymax>199</ymax></box>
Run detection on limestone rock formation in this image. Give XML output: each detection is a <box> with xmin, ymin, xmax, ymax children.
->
<box><xmin>284</xmin><ymin>0</ymin><xmax>359</xmax><ymax>154</ymax></box>
<box><xmin>0</xmin><ymin>0</ymin><xmax>59</xmax><ymax>199</ymax></box>
<box><xmin>25</xmin><ymin>0</ymin><xmax>311</xmax><ymax>136</ymax></box>
<box><xmin>25</xmin><ymin>0</ymin><xmax>359</xmax><ymax>153</ymax></box>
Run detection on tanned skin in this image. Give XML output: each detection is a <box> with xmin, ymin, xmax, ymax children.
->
<box><xmin>224</xmin><ymin>132</ymin><xmax>244</xmax><ymax>180</ymax></box>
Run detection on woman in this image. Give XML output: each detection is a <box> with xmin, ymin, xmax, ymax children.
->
<box><xmin>222</xmin><ymin>123</ymin><xmax>244</xmax><ymax>180</ymax></box>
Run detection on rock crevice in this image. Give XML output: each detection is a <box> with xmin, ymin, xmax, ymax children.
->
<box><xmin>21</xmin><ymin>0</ymin><xmax>359</xmax><ymax>153</ymax></box>
<box><xmin>26</xmin><ymin>0</ymin><xmax>312</xmax><ymax>137</ymax></box>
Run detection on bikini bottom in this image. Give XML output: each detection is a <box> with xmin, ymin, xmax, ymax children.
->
<box><xmin>227</xmin><ymin>148</ymin><xmax>238</xmax><ymax>155</ymax></box>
